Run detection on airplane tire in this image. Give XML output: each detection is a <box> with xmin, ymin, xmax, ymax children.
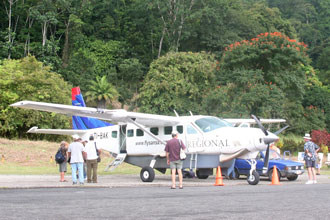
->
<box><xmin>247</xmin><ymin>171</ymin><xmax>259</xmax><ymax>185</ymax></box>
<box><xmin>140</xmin><ymin>166</ymin><xmax>155</xmax><ymax>182</ymax></box>
<box><xmin>196</xmin><ymin>170</ymin><xmax>209</xmax><ymax>179</ymax></box>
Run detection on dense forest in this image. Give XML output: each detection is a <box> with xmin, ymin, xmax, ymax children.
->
<box><xmin>0</xmin><ymin>0</ymin><xmax>329</xmax><ymax>140</ymax></box>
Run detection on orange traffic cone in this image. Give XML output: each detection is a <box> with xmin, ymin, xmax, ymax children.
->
<box><xmin>214</xmin><ymin>166</ymin><xmax>224</xmax><ymax>186</ymax></box>
<box><xmin>269</xmin><ymin>165</ymin><xmax>281</xmax><ymax>185</ymax></box>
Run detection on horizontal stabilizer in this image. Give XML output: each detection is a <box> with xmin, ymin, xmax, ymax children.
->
<box><xmin>27</xmin><ymin>126</ymin><xmax>87</xmax><ymax>136</ymax></box>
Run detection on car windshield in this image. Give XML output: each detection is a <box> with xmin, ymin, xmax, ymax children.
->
<box><xmin>262</xmin><ymin>150</ymin><xmax>281</xmax><ymax>160</ymax></box>
<box><xmin>195</xmin><ymin>117</ymin><xmax>233</xmax><ymax>133</ymax></box>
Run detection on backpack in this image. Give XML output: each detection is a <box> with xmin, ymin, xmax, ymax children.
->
<box><xmin>55</xmin><ymin>149</ymin><xmax>65</xmax><ymax>164</ymax></box>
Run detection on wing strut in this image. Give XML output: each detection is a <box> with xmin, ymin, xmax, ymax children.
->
<box><xmin>127</xmin><ymin>118</ymin><xmax>166</xmax><ymax>145</ymax></box>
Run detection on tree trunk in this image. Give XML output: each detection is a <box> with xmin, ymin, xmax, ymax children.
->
<box><xmin>42</xmin><ymin>21</ymin><xmax>47</xmax><ymax>47</ymax></box>
<box><xmin>62</xmin><ymin>20</ymin><xmax>70</xmax><ymax>68</ymax></box>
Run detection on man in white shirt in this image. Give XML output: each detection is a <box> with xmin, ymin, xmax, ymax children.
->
<box><xmin>85</xmin><ymin>136</ymin><xmax>100</xmax><ymax>183</ymax></box>
<box><xmin>68</xmin><ymin>135</ymin><xmax>86</xmax><ymax>185</ymax></box>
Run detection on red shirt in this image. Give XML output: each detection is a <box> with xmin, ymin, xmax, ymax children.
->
<box><xmin>164</xmin><ymin>138</ymin><xmax>186</xmax><ymax>162</ymax></box>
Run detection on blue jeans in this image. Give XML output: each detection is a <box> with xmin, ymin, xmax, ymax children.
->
<box><xmin>71</xmin><ymin>163</ymin><xmax>84</xmax><ymax>183</ymax></box>
<box><xmin>227</xmin><ymin>159</ymin><xmax>236</xmax><ymax>177</ymax></box>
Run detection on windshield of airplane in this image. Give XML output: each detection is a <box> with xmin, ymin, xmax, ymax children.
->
<box><xmin>195</xmin><ymin>117</ymin><xmax>233</xmax><ymax>133</ymax></box>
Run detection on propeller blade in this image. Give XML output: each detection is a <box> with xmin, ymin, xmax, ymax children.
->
<box><xmin>262</xmin><ymin>144</ymin><xmax>270</xmax><ymax>174</ymax></box>
<box><xmin>251</xmin><ymin>114</ymin><xmax>268</xmax><ymax>136</ymax></box>
<box><xmin>274</xmin><ymin>125</ymin><xmax>290</xmax><ymax>135</ymax></box>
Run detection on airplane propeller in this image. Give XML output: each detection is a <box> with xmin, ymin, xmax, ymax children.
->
<box><xmin>251</xmin><ymin>115</ymin><xmax>290</xmax><ymax>175</ymax></box>
<box><xmin>251</xmin><ymin>115</ymin><xmax>268</xmax><ymax>136</ymax></box>
<box><xmin>251</xmin><ymin>115</ymin><xmax>271</xmax><ymax>174</ymax></box>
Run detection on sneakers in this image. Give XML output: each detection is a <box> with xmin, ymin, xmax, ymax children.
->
<box><xmin>305</xmin><ymin>180</ymin><xmax>317</xmax><ymax>184</ymax></box>
<box><xmin>79</xmin><ymin>182</ymin><xmax>84</xmax><ymax>186</ymax></box>
<box><xmin>72</xmin><ymin>182</ymin><xmax>77</xmax><ymax>185</ymax></box>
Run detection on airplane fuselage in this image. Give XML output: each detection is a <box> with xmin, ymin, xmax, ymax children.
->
<box><xmin>78</xmin><ymin>116</ymin><xmax>277</xmax><ymax>171</ymax></box>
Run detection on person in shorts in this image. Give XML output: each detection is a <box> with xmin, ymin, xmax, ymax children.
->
<box><xmin>303</xmin><ymin>133</ymin><xmax>320</xmax><ymax>184</ymax></box>
<box><xmin>58</xmin><ymin>141</ymin><xmax>69</xmax><ymax>182</ymax></box>
<box><xmin>165</xmin><ymin>130</ymin><xmax>186</xmax><ymax>189</ymax></box>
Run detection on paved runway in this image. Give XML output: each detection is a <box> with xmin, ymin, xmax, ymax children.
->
<box><xmin>0</xmin><ymin>172</ymin><xmax>329</xmax><ymax>188</ymax></box>
<box><xmin>0</xmin><ymin>173</ymin><xmax>329</xmax><ymax>219</ymax></box>
<box><xmin>0</xmin><ymin>182</ymin><xmax>329</xmax><ymax>220</ymax></box>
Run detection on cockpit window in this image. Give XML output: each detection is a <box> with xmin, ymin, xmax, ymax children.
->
<box><xmin>195</xmin><ymin>117</ymin><xmax>232</xmax><ymax>133</ymax></box>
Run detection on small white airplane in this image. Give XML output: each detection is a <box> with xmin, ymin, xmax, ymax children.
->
<box><xmin>10</xmin><ymin>87</ymin><xmax>287</xmax><ymax>185</ymax></box>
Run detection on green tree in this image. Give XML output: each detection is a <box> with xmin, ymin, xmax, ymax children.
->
<box><xmin>217</xmin><ymin>32</ymin><xmax>325</xmax><ymax>133</ymax></box>
<box><xmin>0</xmin><ymin>56</ymin><xmax>71</xmax><ymax>139</ymax></box>
<box><xmin>85</xmin><ymin>75</ymin><xmax>119</xmax><ymax>109</ymax></box>
<box><xmin>139</xmin><ymin>52</ymin><xmax>216</xmax><ymax>115</ymax></box>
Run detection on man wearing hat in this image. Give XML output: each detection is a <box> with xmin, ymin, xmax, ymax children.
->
<box><xmin>303</xmin><ymin>133</ymin><xmax>320</xmax><ymax>184</ymax></box>
<box><xmin>165</xmin><ymin>130</ymin><xmax>186</xmax><ymax>189</ymax></box>
<box><xmin>68</xmin><ymin>134</ymin><xmax>87</xmax><ymax>185</ymax></box>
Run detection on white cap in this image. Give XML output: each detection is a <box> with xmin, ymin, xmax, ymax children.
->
<box><xmin>171</xmin><ymin>130</ymin><xmax>179</xmax><ymax>136</ymax></box>
<box><xmin>72</xmin><ymin>134</ymin><xmax>80</xmax><ymax>140</ymax></box>
<box><xmin>303</xmin><ymin>133</ymin><xmax>311</xmax><ymax>140</ymax></box>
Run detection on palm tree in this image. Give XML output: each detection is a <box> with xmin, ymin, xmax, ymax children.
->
<box><xmin>85</xmin><ymin>75</ymin><xmax>119</xmax><ymax>109</ymax></box>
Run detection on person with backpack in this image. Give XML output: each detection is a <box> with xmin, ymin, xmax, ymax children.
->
<box><xmin>56</xmin><ymin>141</ymin><xmax>69</xmax><ymax>182</ymax></box>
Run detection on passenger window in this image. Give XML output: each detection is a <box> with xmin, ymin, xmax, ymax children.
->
<box><xmin>127</xmin><ymin>129</ymin><xmax>134</xmax><ymax>137</ymax></box>
<box><xmin>164</xmin><ymin>126</ymin><xmax>172</xmax><ymax>135</ymax></box>
<box><xmin>150</xmin><ymin>127</ymin><xmax>159</xmax><ymax>135</ymax></box>
<box><xmin>136</xmin><ymin>129</ymin><xmax>144</xmax><ymax>137</ymax></box>
<box><xmin>187</xmin><ymin>125</ymin><xmax>197</xmax><ymax>134</ymax></box>
<box><xmin>112</xmin><ymin>131</ymin><xmax>118</xmax><ymax>138</ymax></box>
<box><xmin>176</xmin><ymin>125</ymin><xmax>183</xmax><ymax>134</ymax></box>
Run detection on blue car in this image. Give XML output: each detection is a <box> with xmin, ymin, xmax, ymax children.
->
<box><xmin>234</xmin><ymin>150</ymin><xmax>305</xmax><ymax>181</ymax></box>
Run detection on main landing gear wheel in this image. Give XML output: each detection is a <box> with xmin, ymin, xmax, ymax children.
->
<box><xmin>196</xmin><ymin>170</ymin><xmax>209</xmax><ymax>179</ymax></box>
<box><xmin>140</xmin><ymin>166</ymin><xmax>155</xmax><ymax>182</ymax></box>
<box><xmin>247</xmin><ymin>171</ymin><xmax>259</xmax><ymax>185</ymax></box>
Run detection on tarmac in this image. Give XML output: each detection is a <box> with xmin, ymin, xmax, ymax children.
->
<box><xmin>0</xmin><ymin>172</ymin><xmax>329</xmax><ymax>189</ymax></box>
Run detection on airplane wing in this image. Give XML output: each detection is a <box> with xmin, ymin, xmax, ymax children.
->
<box><xmin>27</xmin><ymin>126</ymin><xmax>87</xmax><ymax>135</ymax></box>
<box><xmin>225</xmin><ymin>118</ymin><xmax>286</xmax><ymax>126</ymax></box>
<box><xmin>10</xmin><ymin>101</ymin><xmax>181</xmax><ymax>127</ymax></box>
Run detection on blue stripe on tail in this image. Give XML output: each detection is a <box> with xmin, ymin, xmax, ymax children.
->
<box><xmin>72</xmin><ymin>87</ymin><xmax>112</xmax><ymax>130</ymax></box>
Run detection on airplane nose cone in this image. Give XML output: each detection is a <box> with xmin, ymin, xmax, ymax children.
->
<box><xmin>263</xmin><ymin>133</ymin><xmax>279</xmax><ymax>145</ymax></box>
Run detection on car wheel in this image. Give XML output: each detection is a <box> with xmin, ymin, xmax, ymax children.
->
<box><xmin>196</xmin><ymin>170</ymin><xmax>209</xmax><ymax>179</ymax></box>
<box><xmin>287</xmin><ymin>174</ymin><xmax>298</xmax><ymax>181</ymax></box>
<box><xmin>268</xmin><ymin>168</ymin><xmax>281</xmax><ymax>181</ymax></box>
<box><xmin>140</xmin><ymin>166</ymin><xmax>155</xmax><ymax>182</ymax></box>
<box><xmin>247</xmin><ymin>171</ymin><xmax>259</xmax><ymax>185</ymax></box>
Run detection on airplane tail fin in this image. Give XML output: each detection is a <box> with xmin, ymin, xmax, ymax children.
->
<box><xmin>71</xmin><ymin>87</ymin><xmax>112</xmax><ymax>129</ymax></box>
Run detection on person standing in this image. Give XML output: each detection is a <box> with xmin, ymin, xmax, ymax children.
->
<box><xmin>165</xmin><ymin>130</ymin><xmax>186</xmax><ymax>189</ymax></box>
<box><xmin>85</xmin><ymin>136</ymin><xmax>100</xmax><ymax>183</ymax></box>
<box><xmin>80</xmin><ymin>138</ymin><xmax>88</xmax><ymax>180</ymax></box>
<box><xmin>58</xmin><ymin>141</ymin><xmax>69</xmax><ymax>182</ymax></box>
<box><xmin>226</xmin><ymin>159</ymin><xmax>236</xmax><ymax>179</ymax></box>
<box><xmin>68</xmin><ymin>135</ymin><xmax>86</xmax><ymax>185</ymax></box>
<box><xmin>303</xmin><ymin>133</ymin><xmax>320</xmax><ymax>184</ymax></box>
